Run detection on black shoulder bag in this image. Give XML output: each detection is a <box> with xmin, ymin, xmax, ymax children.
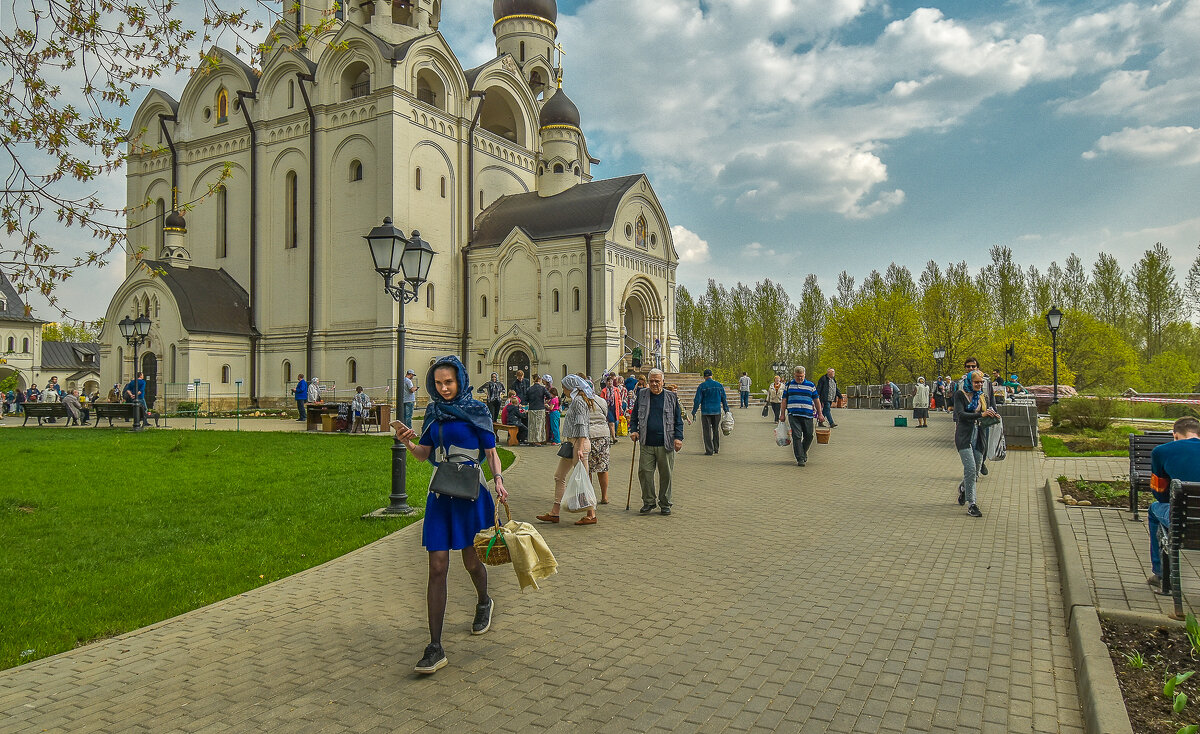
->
<box><xmin>428</xmin><ymin>422</ymin><xmax>485</xmax><ymax>500</ymax></box>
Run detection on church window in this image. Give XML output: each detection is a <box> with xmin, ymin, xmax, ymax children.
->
<box><xmin>344</xmin><ymin>63</ymin><xmax>371</xmax><ymax>100</ymax></box>
<box><xmin>6</xmin><ymin>337</ymin><xmax>13</xmax><ymax>352</ymax></box>
<box><xmin>283</xmin><ymin>360</ymin><xmax>292</xmax><ymax>384</ymax></box>
<box><xmin>624</xmin><ymin>223</ymin><xmax>633</xmax><ymax>241</ymax></box>
<box><xmin>538</xmin><ymin>166</ymin><xmax>544</xmax><ymax>175</ymax></box>
<box><xmin>552</xmin><ymin>289</ymin><xmax>560</xmax><ymax>312</ymax></box>
<box><xmin>348</xmin><ymin>359</ymin><xmax>357</xmax><ymax>384</ymax></box>
<box><xmin>479</xmin><ymin>190</ymin><xmax>484</xmax><ymax>210</ymax></box>
<box><xmin>426</xmin><ymin>283</ymin><xmax>435</xmax><ymax>310</ymax></box>
<box><xmin>636</xmin><ymin>216</ymin><xmax>647</xmax><ymax>249</ymax></box>
<box><xmin>169</xmin><ymin>344</ymin><xmax>176</xmax><ymax>382</ymax></box>
<box><xmin>573</xmin><ymin>165</ymin><xmax>579</xmax><ymax>176</ymax></box>
<box><xmin>217</xmin><ymin>89</ymin><xmax>229</xmax><ymax>124</ymax></box>
<box><xmin>415</xmin><ymin>168</ymin><xmax>422</xmax><ymax>190</ymax></box>
<box><xmin>155</xmin><ymin>198</ymin><xmax>166</xmax><ymax>255</ymax></box>
<box><xmin>221</xmin><ymin>365</ymin><xmax>231</xmax><ymax>384</ymax></box>
<box><xmin>285</xmin><ymin>171</ymin><xmax>298</xmax><ymax>249</ymax></box>
<box><xmin>417</xmin><ymin>77</ymin><xmax>435</xmax><ymax>106</ymax></box>
<box><xmin>573</xmin><ymin>288</ymin><xmax>580</xmax><ymax>311</ymax></box>
<box><xmin>350</xmin><ymin>160</ymin><xmax>363</xmax><ymax>182</ymax></box>
<box><xmin>23</xmin><ymin>337</ymin><xmax>31</xmax><ymax>352</ymax></box>
<box><xmin>553</xmin><ymin>163</ymin><xmax>563</xmax><ymax>174</ymax></box>
<box><xmin>153</xmin><ymin>296</ymin><xmax>159</xmax><ymax>317</ymax></box>
<box><xmin>0</xmin><ymin>296</ymin><xmax>6</xmax><ymax>311</ymax></box>
<box><xmin>477</xmin><ymin>360</ymin><xmax>482</xmax><ymax>374</ymax></box>
<box><xmin>203</xmin><ymin>107</ymin><xmax>212</xmax><ymax>122</ymax></box>
<box><xmin>440</xmin><ymin>177</ymin><xmax>446</xmax><ymax>198</ymax></box>
<box><xmin>519</xmin><ymin>42</ymin><xmax>525</xmax><ymax>62</ymax></box>
<box><xmin>650</xmin><ymin>233</ymin><xmax>657</xmax><ymax>247</ymax></box>
<box><xmin>288</xmin><ymin>80</ymin><xmax>295</xmax><ymax>109</ymax></box>
<box><xmin>216</xmin><ymin>185</ymin><xmax>228</xmax><ymax>258</ymax></box>
<box><xmin>481</xmin><ymin>295</ymin><xmax>488</xmax><ymax>318</ymax></box>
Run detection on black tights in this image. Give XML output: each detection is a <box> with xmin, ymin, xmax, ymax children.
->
<box><xmin>427</xmin><ymin>549</ymin><xmax>489</xmax><ymax>645</ymax></box>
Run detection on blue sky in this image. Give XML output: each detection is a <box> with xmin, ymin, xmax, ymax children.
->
<box><xmin>24</xmin><ymin>0</ymin><xmax>1200</xmax><ymax>318</ymax></box>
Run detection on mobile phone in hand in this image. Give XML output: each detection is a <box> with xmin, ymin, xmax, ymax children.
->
<box><xmin>390</xmin><ymin>420</ymin><xmax>405</xmax><ymax>431</ymax></box>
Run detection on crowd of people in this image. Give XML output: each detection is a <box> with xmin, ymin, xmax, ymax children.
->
<box><xmin>2</xmin><ymin>373</ymin><xmax>153</xmax><ymax>427</ymax></box>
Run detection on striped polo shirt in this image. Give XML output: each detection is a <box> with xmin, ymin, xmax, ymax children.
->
<box><xmin>783</xmin><ymin>379</ymin><xmax>818</xmax><ymax>417</ymax></box>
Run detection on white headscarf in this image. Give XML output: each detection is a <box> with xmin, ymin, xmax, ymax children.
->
<box><xmin>561</xmin><ymin>374</ymin><xmax>594</xmax><ymax>400</ymax></box>
<box><xmin>542</xmin><ymin>374</ymin><xmax>553</xmax><ymax>386</ymax></box>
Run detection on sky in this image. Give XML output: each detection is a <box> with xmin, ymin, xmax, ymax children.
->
<box><xmin>17</xmin><ymin>0</ymin><xmax>1200</xmax><ymax>320</ymax></box>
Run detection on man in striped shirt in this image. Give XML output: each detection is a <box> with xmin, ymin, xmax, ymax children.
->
<box><xmin>781</xmin><ymin>366</ymin><xmax>822</xmax><ymax>466</ymax></box>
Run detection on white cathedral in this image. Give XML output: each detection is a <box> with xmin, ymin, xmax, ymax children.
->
<box><xmin>99</xmin><ymin>0</ymin><xmax>678</xmax><ymax>408</ymax></box>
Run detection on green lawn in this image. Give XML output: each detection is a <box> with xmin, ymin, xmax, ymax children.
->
<box><xmin>1040</xmin><ymin>434</ymin><xmax>1130</xmax><ymax>457</ymax></box>
<box><xmin>0</xmin><ymin>430</ymin><xmax>511</xmax><ymax>671</ymax></box>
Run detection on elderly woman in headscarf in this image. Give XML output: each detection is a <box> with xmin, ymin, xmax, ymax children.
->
<box><xmin>912</xmin><ymin>376</ymin><xmax>930</xmax><ymax>428</ymax></box>
<box><xmin>953</xmin><ymin>369</ymin><xmax>998</xmax><ymax>518</ymax></box>
<box><xmin>392</xmin><ymin>356</ymin><xmax>508</xmax><ymax>675</ymax></box>
<box><xmin>537</xmin><ymin>374</ymin><xmax>600</xmax><ymax>525</ymax></box>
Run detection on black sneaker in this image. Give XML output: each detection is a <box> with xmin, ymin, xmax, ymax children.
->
<box><xmin>958</xmin><ymin>483</ymin><xmax>966</xmax><ymax>506</ymax></box>
<box><xmin>967</xmin><ymin>504</ymin><xmax>983</xmax><ymax>518</ymax></box>
<box><xmin>980</xmin><ymin>463</ymin><xmax>988</xmax><ymax>476</ymax></box>
<box><xmin>472</xmin><ymin>599</ymin><xmax>493</xmax><ymax>635</ymax></box>
<box><xmin>639</xmin><ymin>503</ymin><xmax>657</xmax><ymax>514</ymax></box>
<box><xmin>415</xmin><ymin>643</ymin><xmax>447</xmax><ymax>674</ymax></box>
<box><xmin>660</xmin><ymin>507</ymin><xmax>672</xmax><ymax>516</ymax></box>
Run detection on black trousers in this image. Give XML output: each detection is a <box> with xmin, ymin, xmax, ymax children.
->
<box><xmin>487</xmin><ymin>399</ymin><xmax>501</xmax><ymax>422</ymax></box>
<box><xmin>788</xmin><ymin>415</ymin><xmax>815</xmax><ymax>463</ymax></box>
<box><xmin>700</xmin><ymin>414</ymin><xmax>721</xmax><ymax>454</ymax></box>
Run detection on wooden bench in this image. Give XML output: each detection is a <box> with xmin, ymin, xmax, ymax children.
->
<box><xmin>1160</xmin><ymin>479</ymin><xmax>1200</xmax><ymax>618</ymax></box>
<box><xmin>494</xmin><ymin>422</ymin><xmax>519</xmax><ymax>447</ymax></box>
<box><xmin>21</xmin><ymin>403</ymin><xmax>70</xmax><ymax>426</ymax></box>
<box><xmin>1130</xmin><ymin>431</ymin><xmax>1174</xmax><ymax>519</ymax></box>
<box><xmin>92</xmin><ymin>402</ymin><xmax>143</xmax><ymax>427</ymax></box>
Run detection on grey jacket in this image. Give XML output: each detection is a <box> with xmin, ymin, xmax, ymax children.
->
<box><xmin>630</xmin><ymin>388</ymin><xmax>683</xmax><ymax>452</ymax></box>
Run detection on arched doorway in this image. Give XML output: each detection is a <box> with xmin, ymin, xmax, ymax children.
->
<box><xmin>141</xmin><ymin>352</ymin><xmax>158</xmax><ymax>409</ymax></box>
<box><xmin>0</xmin><ymin>365</ymin><xmax>26</xmax><ymax>391</ymax></box>
<box><xmin>506</xmin><ymin>349</ymin><xmax>530</xmax><ymax>390</ymax></box>
<box><xmin>623</xmin><ymin>298</ymin><xmax>647</xmax><ymax>362</ymax></box>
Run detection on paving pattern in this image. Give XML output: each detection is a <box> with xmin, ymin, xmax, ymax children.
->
<box><xmin>1</xmin><ymin>409</ymin><xmax>1083</xmax><ymax>733</ymax></box>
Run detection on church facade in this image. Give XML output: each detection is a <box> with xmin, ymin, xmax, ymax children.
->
<box><xmin>99</xmin><ymin>0</ymin><xmax>679</xmax><ymax>408</ymax></box>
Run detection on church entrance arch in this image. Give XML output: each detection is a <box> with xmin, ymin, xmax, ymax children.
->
<box><xmin>0</xmin><ymin>364</ymin><xmax>26</xmax><ymax>391</ymax></box>
<box><xmin>141</xmin><ymin>352</ymin><xmax>158</xmax><ymax>409</ymax></box>
<box><xmin>506</xmin><ymin>349</ymin><xmax>530</xmax><ymax>388</ymax></box>
<box><xmin>623</xmin><ymin>298</ymin><xmax>647</xmax><ymax>364</ymax></box>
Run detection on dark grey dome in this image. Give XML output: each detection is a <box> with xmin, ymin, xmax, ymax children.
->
<box><xmin>164</xmin><ymin>210</ymin><xmax>187</xmax><ymax>230</ymax></box>
<box><xmin>539</xmin><ymin>88</ymin><xmax>579</xmax><ymax>129</ymax></box>
<box><xmin>493</xmin><ymin>0</ymin><xmax>557</xmax><ymax>23</ymax></box>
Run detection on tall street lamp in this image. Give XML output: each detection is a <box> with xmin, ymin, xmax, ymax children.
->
<box><xmin>118</xmin><ymin>313</ymin><xmax>152</xmax><ymax>432</ymax></box>
<box><xmin>365</xmin><ymin>217</ymin><xmax>436</xmax><ymax>516</ymax></box>
<box><xmin>1046</xmin><ymin>306</ymin><xmax>1063</xmax><ymax>405</ymax></box>
<box><xmin>932</xmin><ymin>346</ymin><xmax>946</xmax><ymax>377</ymax></box>
<box><xmin>772</xmin><ymin>360</ymin><xmax>787</xmax><ymax>376</ymax></box>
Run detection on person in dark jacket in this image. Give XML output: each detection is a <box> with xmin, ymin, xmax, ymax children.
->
<box><xmin>477</xmin><ymin>372</ymin><xmax>505</xmax><ymax>421</ymax></box>
<box><xmin>629</xmin><ymin>369</ymin><xmax>685</xmax><ymax>515</ymax></box>
<box><xmin>293</xmin><ymin>374</ymin><xmax>308</xmax><ymax>421</ymax></box>
<box><xmin>510</xmin><ymin>370</ymin><xmax>530</xmax><ymax>405</ymax></box>
<box><xmin>953</xmin><ymin>370</ymin><xmax>998</xmax><ymax>518</ymax></box>
<box><xmin>815</xmin><ymin>368</ymin><xmax>842</xmax><ymax>427</ymax></box>
<box><xmin>691</xmin><ymin>369</ymin><xmax>729</xmax><ymax>455</ymax></box>
<box><xmin>525</xmin><ymin>378</ymin><xmax>549</xmax><ymax>445</ymax></box>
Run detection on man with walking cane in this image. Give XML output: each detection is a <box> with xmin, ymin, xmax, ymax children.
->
<box><xmin>629</xmin><ymin>369</ymin><xmax>684</xmax><ymax>515</ymax></box>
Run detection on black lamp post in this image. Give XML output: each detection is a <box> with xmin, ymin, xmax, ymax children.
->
<box><xmin>365</xmin><ymin>217</ymin><xmax>436</xmax><ymax>516</ymax></box>
<box><xmin>1046</xmin><ymin>306</ymin><xmax>1062</xmax><ymax>405</ymax></box>
<box><xmin>932</xmin><ymin>346</ymin><xmax>946</xmax><ymax>377</ymax></box>
<box><xmin>118</xmin><ymin>313</ymin><xmax>152</xmax><ymax>432</ymax></box>
<box><xmin>772</xmin><ymin>360</ymin><xmax>787</xmax><ymax>376</ymax></box>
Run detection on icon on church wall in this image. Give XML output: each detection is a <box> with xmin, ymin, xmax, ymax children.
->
<box><xmin>635</xmin><ymin>216</ymin><xmax>647</xmax><ymax>249</ymax></box>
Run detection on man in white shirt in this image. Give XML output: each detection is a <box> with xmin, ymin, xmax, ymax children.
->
<box><xmin>738</xmin><ymin>372</ymin><xmax>752</xmax><ymax>409</ymax></box>
<box><xmin>403</xmin><ymin>369</ymin><xmax>418</xmax><ymax>427</ymax></box>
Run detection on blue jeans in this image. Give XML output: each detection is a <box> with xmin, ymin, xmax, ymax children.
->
<box><xmin>958</xmin><ymin>443</ymin><xmax>983</xmax><ymax>505</ymax></box>
<box><xmin>296</xmin><ymin>399</ymin><xmax>306</xmax><ymax>421</ymax></box>
<box><xmin>403</xmin><ymin>402</ymin><xmax>414</xmax><ymax>428</ymax></box>
<box><xmin>1149</xmin><ymin>501</ymin><xmax>1171</xmax><ymax>575</ymax></box>
<box><xmin>739</xmin><ymin>390</ymin><xmax>749</xmax><ymax>408</ymax></box>
<box><xmin>821</xmin><ymin>402</ymin><xmax>835</xmax><ymax>426</ymax></box>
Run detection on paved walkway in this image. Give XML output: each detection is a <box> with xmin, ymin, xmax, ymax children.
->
<box><xmin>1</xmin><ymin>409</ymin><xmax>1083</xmax><ymax>733</ymax></box>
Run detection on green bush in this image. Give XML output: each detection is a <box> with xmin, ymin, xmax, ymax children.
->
<box><xmin>1049</xmin><ymin>396</ymin><xmax>1114</xmax><ymax>431</ymax></box>
<box><xmin>1163</xmin><ymin>402</ymin><xmax>1200</xmax><ymax>419</ymax></box>
<box><xmin>176</xmin><ymin>401</ymin><xmax>201</xmax><ymax>413</ymax></box>
<box><xmin>1124</xmin><ymin>401</ymin><xmax>1166</xmax><ymax>420</ymax></box>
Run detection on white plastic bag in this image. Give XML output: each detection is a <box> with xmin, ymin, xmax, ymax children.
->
<box><xmin>720</xmin><ymin>410</ymin><xmax>735</xmax><ymax>436</ymax></box>
<box><xmin>563</xmin><ymin>461</ymin><xmax>596</xmax><ymax>513</ymax></box>
<box><xmin>986</xmin><ymin>422</ymin><xmax>1007</xmax><ymax>461</ymax></box>
<box><xmin>774</xmin><ymin>421</ymin><xmax>791</xmax><ymax>447</ymax></box>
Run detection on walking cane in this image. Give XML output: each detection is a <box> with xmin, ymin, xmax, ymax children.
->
<box><xmin>625</xmin><ymin>440</ymin><xmax>638</xmax><ymax>511</ymax></box>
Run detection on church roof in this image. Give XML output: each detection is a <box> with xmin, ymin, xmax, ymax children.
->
<box><xmin>0</xmin><ymin>272</ymin><xmax>43</xmax><ymax>323</ymax></box>
<box><xmin>144</xmin><ymin>261</ymin><xmax>257</xmax><ymax>337</ymax></box>
<box><xmin>472</xmin><ymin>174</ymin><xmax>643</xmax><ymax>247</ymax></box>
<box><xmin>539</xmin><ymin>87</ymin><xmax>579</xmax><ymax>129</ymax></box>
<box><xmin>40</xmin><ymin>341</ymin><xmax>99</xmax><ymax>371</ymax></box>
<box><xmin>493</xmin><ymin>0</ymin><xmax>557</xmax><ymax>24</ymax></box>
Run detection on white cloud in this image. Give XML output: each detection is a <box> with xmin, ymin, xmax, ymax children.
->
<box><xmin>1083</xmin><ymin>126</ymin><xmax>1200</xmax><ymax>165</ymax></box>
<box><xmin>743</xmin><ymin>242</ymin><xmax>777</xmax><ymax>257</ymax></box>
<box><xmin>672</xmin><ymin>225</ymin><xmax>711</xmax><ymax>265</ymax></box>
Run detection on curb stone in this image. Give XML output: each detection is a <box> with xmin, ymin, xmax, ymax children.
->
<box><xmin>1043</xmin><ymin>479</ymin><xmax>1135</xmax><ymax>734</ymax></box>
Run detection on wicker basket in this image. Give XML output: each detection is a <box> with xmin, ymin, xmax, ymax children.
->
<box><xmin>474</xmin><ymin>502</ymin><xmax>512</xmax><ymax>566</ymax></box>
<box><xmin>815</xmin><ymin>427</ymin><xmax>831</xmax><ymax>445</ymax></box>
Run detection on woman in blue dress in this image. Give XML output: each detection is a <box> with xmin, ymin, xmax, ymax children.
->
<box><xmin>392</xmin><ymin>356</ymin><xmax>508</xmax><ymax>675</ymax></box>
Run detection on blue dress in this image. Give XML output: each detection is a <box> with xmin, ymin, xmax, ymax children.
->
<box><xmin>420</xmin><ymin>418</ymin><xmax>497</xmax><ymax>552</ymax></box>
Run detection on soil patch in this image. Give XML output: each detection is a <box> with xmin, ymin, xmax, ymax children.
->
<box><xmin>1103</xmin><ymin>620</ymin><xmax>1200</xmax><ymax>734</ymax></box>
<box><xmin>1058</xmin><ymin>478</ymin><xmax>1148</xmax><ymax>509</ymax></box>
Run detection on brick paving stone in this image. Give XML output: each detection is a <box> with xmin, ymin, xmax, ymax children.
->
<box><xmin>1</xmin><ymin>410</ymin><xmax>1084</xmax><ymax>732</ymax></box>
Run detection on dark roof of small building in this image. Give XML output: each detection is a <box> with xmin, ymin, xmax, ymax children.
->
<box><xmin>472</xmin><ymin>174</ymin><xmax>643</xmax><ymax>247</ymax></box>
<box><xmin>0</xmin><ymin>272</ymin><xmax>43</xmax><ymax>323</ymax></box>
<box><xmin>40</xmin><ymin>341</ymin><xmax>100</xmax><ymax>370</ymax></box>
<box><xmin>144</xmin><ymin>261</ymin><xmax>257</xmax><ymax>337</ymax></box>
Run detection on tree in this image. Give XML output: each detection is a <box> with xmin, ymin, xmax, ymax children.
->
<box><xmin>0</xmin><ymin>2</ymin><xmax>335</xmax><ymax>319</ymax></box>
<box><xmin>980</xmin><ymin>245</ymin><xmax>1028</xmax><ymax>327</ymax></box>
<box><xmin>834</xmin><ymin>271</ymin><xmax>855</xmax><ymax>306</ymax></box>
<box><xmin>822</xmin><ymin>266</ymin><xmax>922</xmax><ymax>384</ymax></box>
<box><xmin>1141</xmin><ymin>351</ymin><xmax>1200</xmax><ymax>393</ymax></box>
<box><xmin>1027</xmin><ymin>264</ymin><xmax>1057</xmax><ymax>316</ymax></box>
<box><xmin>1088</xmin><ymin>252</ymin><xmax>1130</xmax><ymax>333</ymax></box>
<box><xmin>42</xmin><ymin>321</ymin><xmax>101</xmax><ymax>343</ymax></box>
<box><xmin>1128</xmin><ymin>243</ymin><xmax>1183</xmax><ymax>359</ymax></box>
<box><xmin>1185</xmin><ymin>243</ymin><xmax>1200</xmax><ymax>321</ymax></box>
<box><xmin>978</xmin><ymin>319</ymin><xmax>1074</xmax><ymax>388</ymax></box>
<box><xmin>918</xmin><ymin>260</ymin><xmax>988</xmax><ymax>374</ymax></box>
<box><xmin>796</xmin><ymin>274</ymin><xmax>824</xmax><ymax>369</ymax></box>
<box><xmin>1050</xmin><ymin>309</ymin><xmax>1141</xmax><ymax>392</ymax></box>
<box><xmin>1061</xmin><ymin>253</ymin><xmax>1089</xmax><ymax>310</ymax></box>
<box><xmin>675</xmin><ymin>285</ymin><xmax>698</xmax><ymax>372</ymax></box>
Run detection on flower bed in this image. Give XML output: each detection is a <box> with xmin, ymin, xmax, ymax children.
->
<box><xmin>1103</xmin><ymin>618</ymin><xmax>1200</xmax><ymax>734</ymax></box>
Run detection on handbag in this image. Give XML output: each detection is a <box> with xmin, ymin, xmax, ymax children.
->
<box><xmin>428</xmin><ymin>422</ymin><xmax>485</xmax><ymax>500</ymax></box>
<box><xmin>761</xmin><ymin>403</ymin><xmax>769</xmax><ymax>417</ymax></box>
<box><xmin>557</xmin><ymin>440</ymin><xmax>575</xmax><ymax>459</ymax></box>
<box><xmin>980</xmin><ymin>415</ymin><xmax>1001</xmax><ymax>428</ymax></box>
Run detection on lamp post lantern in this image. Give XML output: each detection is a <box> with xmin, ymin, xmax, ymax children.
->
<box><xmin>235</xmin><ymin>379</ymin><xmax>243</xmax><ymax>432</ymax></box>
<box><xmin>118</xmin><ymin>313</ymin><xmax>152</xmax><ymax>432</ymax></box>
<box><xmin>364</xmin><ymin>217</ymin><xmax>436</xmax><ymax>516</ymax></box>
<box><xmin>932</xmin><ymin>346</ymin><xmax>946</xmax><ymax>378</ymax></box>
<box><xmin>193</xmin><ymin>378</ymin><xmax>201</xmax><ymax>430</ymax></box>
<box><xmin>772</xmin><ymin>360</ymin><xmax>787</xmax><ymax>376</ymax></box>
<box><xmin>1046</xmin><ymin>306</ymin><xmax>1062</xmax><ymax>405</ymax></box>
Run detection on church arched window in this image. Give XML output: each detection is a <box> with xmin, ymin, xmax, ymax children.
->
<box><xmin>553</xmin><ymin>163</ymin><xmax>563</xmax><ymax>174</ymax></box>
<box><xmin>440</xmin><ymin>177</ymin><xmax>446</xmax><ymax>198</ymax></box>
<box><xmin>519</xmin><ymin>41</ymin><xmax>525</xmax><ymax>62</ymax></box>
<box><xmin>426</xmin><ymin>283</ymin><xmax>435</xmax><ymax>310</ymax></box>
<box><xmin>350</xmin><ymin>160</ymin><xmax>363</xmax><ymax>182</ymax></box>
<box><xmin>6</xmin><ymin>336</ymin><xmax>13</xmax><ymax>352</ymax></box>
<box><xmin>284</xmin><ymin>171</ymin><xmax>298</xmax><ymax>248</ymax></box>
<box><xmin>479</xmin><ymin>190</ymin><xmax>484</xmax><ymax>210</ymax></box>
<box><xmin>573</xmin><ymin>165</ymin><xmax>580</xmax><ymax>176</ymax></box>
<box><xmin>155</xmin><ymin>198</ymin><xmax>166</xmax><ymax>255</ymax></box>
<box><xmin>553</xmin><ymin>289</ymin><xmax>560</xmax><ymax>312</ymax></box>
<box><xmin>348</xmin><ymin>358</ymin><xmax>357</xmax><ymax>384</ymax></box>
<box><xmin>216</xmin><ymin>185</ymin><xmax>228</xmax><ymax>258</ymax></box>
<box><xmin>169</xmin><ymin>344</ymin><xmax>177</xmax><ymax>382</ymax></box>
<box><xmin>221</xmin><ymin>365</ymin><xmax>231</xmax><ymax>384</ymax></box>
<box><xmin>343</xmin><ymin>62</ymin><xmax>371</xmax><ymax>100</ymax></box>
<box><xmin>23</xmin><ymin>337</ymin><xmax>31</xmax><ymax>353</ymax></box>
<box><xmin>415</xmin><ymin>168</ymin><xmax>422</xmax><ymax>191</ymax></box>
<box><xmin>573</xmin><ymin>288</ymin><xmax>580</xmax><ymax>311</ymax></box>
<box><xmin>283</xmin><ymin>360</ymin><xmax>292</xmax><ymax>384</ymax></box>
<box><xmin>481</xmin><ymin>295</ymin><xmax>488</xmax><ymax>318</ymax></box>
<box><xmin>288</xmin><ymin>80</ymin><xmax>295</xmax><ymax>109</ymax></box>
<box><xmin>216</xmin><ymin>88</ymin><xmax>229</xmax><ymax>123</ymax></box>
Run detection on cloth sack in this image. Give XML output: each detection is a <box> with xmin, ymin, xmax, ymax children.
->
<box><xmin>986</xmin><ymin>420</ymin><xmax>1007</xmax><ymax>461</ymax></box>
<box><xmin>720</xmin><ymin>411</ymin><xmax>735</xmax><ymax>436</ymax></box>
<box><xmin>563</xmin><ymin>461</ymin><xmax>596</xmax><ymax>513</ymax></box>
<box><xmin>774</xmin><ymin>421</ymin><xmax>791</xmax><ymax>447</ymax></box>
<box><xmin>617</xmin><ymin>415</ymin><xmax>629</xmax><ymax>436</ymax></box>
<box><xmin>495</xmin><ymin>519</ymin><xmax>558</xmax><ymax>590</ymax></box>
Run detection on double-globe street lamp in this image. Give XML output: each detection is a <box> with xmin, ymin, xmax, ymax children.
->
<box><xmin>932</xmin><ymin>346</ymin><xmax>946</xmax><ymax>378</ymax></box>
<box><xmin>772</xmin><ymin>360</ymin><xmax>788</xmax><ymax>376</ymax></box>
<box><xmin>365</xmin><ymin>217</ymin><xmax>436</xmax><ymax>516</ymax></box>
<box><xmin>117</xmin><ymin>313</ymin><xmax>152</xmax><ymax>432</ymax></box>
<box><xmin>1046</xmin><ymin>306</ymin><xmax>1063</xmax><ymax>405</ymax></box>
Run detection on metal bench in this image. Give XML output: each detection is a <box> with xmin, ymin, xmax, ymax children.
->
<box><xmin>21</xmin><ymin>403</ymin><xmax>70</xmax><ymax>426</ymax></box>
<box><xmin>1130</xmin><ymin>431</ymin><xmax>1174</xmax><ymax>520</ymax></box>
<box><xmin>1161</xmin><ymin>479</ymin><xmax>1200</xmax><ymax>619</ymax></box>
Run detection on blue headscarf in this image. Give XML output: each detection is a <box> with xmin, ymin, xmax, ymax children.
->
<box><xmin>962</xmin><ymin>372</ymin><xmax>983</xmax><ymax>413</ymax></box>
<box><xmin>422</xmin><ymin>356</ymin><xmax>496</xmax><ymax>436</ymax></box>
